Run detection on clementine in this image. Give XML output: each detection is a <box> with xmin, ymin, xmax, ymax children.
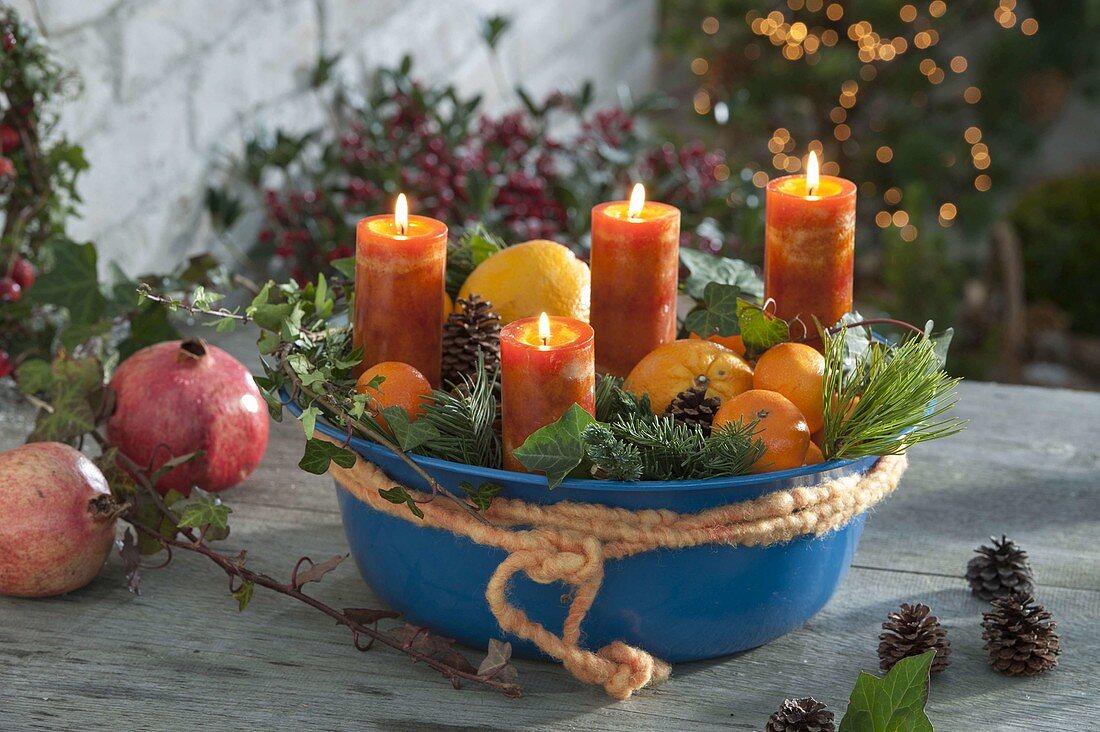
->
<box><xmin>355</xmin><ymin>361</ymin><xmax>433</xmax><ymax>421</ymax></box>
<box><xmin>688</xmin><ymin>331</ymin><xmax>746</xmax><ymax>357</ymax></box>
<box><xmin>803</xmin><ymin>441</ymin><xmax>824</xmax><ymax>466</ymax></box>
<box><xmin>713</xmin><ymin>389</ymin><xmax>810</xmax><ymax>473</ymax></box>
<box><xmin>624</xmin><ymin>339</ymin><xmax>753</xmax><ymax>413</ymax></box>
<box><xmin>752</xmin><ymin>342</ymin><xmax>826</xmax><ymax>433</ymax></box>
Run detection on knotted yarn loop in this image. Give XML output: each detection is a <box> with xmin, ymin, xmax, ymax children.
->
<box><xmin>328</xmin><ymin>453</ymin><xmax>907</xmax><ymax>699</ymax></box>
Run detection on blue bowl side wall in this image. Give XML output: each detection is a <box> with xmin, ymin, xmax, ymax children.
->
<box><xmin>337</xmin><ymin>482</ymin><xmax>867</xmax><ymax>663</ymax></box>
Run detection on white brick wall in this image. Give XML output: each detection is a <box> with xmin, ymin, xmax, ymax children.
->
<box><xmin>15</xmin><ymin>0</ymin><xmax>658</xmax><ymax>274</ymax></box>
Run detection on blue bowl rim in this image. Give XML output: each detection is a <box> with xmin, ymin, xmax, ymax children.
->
<box><xmin>283</xmin><ymin>392</ymin><xmax>873</xmax><ymax>494</ymax></box>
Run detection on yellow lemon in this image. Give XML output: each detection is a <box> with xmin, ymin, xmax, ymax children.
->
<box><xmin>624</xmin><ymin>339</ymin><xmax>754</xmax><ymax>414</ymax></box>
<box><xmin>457</xmin><ymin>239</ymin><xmax>590</xmax><ymax>324</ymax></box>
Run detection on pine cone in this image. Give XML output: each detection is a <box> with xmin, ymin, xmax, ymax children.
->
<box><xmin>878</xmin><ymin>602</ymin><xmax>951</xmax><ymax>674</ymax></box>
<box><xmin>442</xmin><ymin>295</ymin><xmax>501</xmax><ymax>387</ymax></box>
<box><xmin>981</xmin><ymin>592</ymin><xmax>1060</xmax><ymax>676</ymax></box>
<box><xmin>765</xmin><ymin>697</ymin><xmax>835</xmax><ymax>732</ymax></box>
<box><xmin>663</xmin><ymin>377</ymin><xmax>720</xmax><ymax>435</ymax></box>
<box><xmin>966</xmin><ymin>535</ymin><xmax>1034</xmax><ymax>601</ymax></box>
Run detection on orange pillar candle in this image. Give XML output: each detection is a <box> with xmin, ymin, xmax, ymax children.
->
<box><xmin>590</xmin><ymin>183</ymin><xmax>681</xmax><ymax>376</ymax></box>
<box><xmin>501</xmin><ymin>313</ymin><xmax>595</xmax><ymax>472</ymax></box>
<box><xmin>764</xmin><ymin>152</ymin><xmax>857</xmax><ymax>329</ymax></box>
<box><xmin>354</xmin><ymin>194</ymin><xmax>447</xmax><ymax>385</ymax></box>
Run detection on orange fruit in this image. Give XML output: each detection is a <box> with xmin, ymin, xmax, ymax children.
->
<box><xmin>811</xmin><ymin>428</ymin><xmax>825</xmax><ymax>448</ymax></box>
<box><xmin>689</xmin><ymin>331</ymin><xmax>746</xmax><ymax>356</ymax></box>
<box><xmin>752</xmin><ymin>342</ymin><xmax>826</xmax><ymax>433</ymax></box>
<box><xmin>713</xmin><ymin>389</ymin><xmax>810</xmax><ymax>473</ymax></box>
<box><xmin>804</xmin><ymin>441</ymin><xmax>824</xmax><ymax>466</ymax></box>
<box><xmin>457</xmin><ymin>239</ymin><xmax>590</xmax><ymax>324</ymax></box>
<box><xmin>355</xmin><ymin>361</ymin><xmax>433</xmax><ymax>421</ymax></box>
<box><xmin>624</xmin><ymin>339</ymin><xmax>753</xmax><ymax>413</ymax></box>
<box><xmin>442</xmin><ymin>292</ymin><xmax>454</xmax><ymax>324</ymax></box>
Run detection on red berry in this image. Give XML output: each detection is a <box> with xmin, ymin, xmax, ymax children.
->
<box><xmin>0</xmin><ymin>277</ymin><xmax>21</xmax><ymax>302</ymax></box>
<box><xmin>0</xmin><ymin>156</ymin><xmax>12</xmax><ymax>177</ymax></box>
<box><xmin>10</xmin><ymin>258</ymin><xmax>34</xmax><ymax>290</ymax></box>
<box><xmin>0</xmin><ymin>350</ymin><xmax>11</xmax><ymax>378</ymax></box>
<box><xmin>2</xmin><ymin>33</ymin><xmax>15</xmax><ymax>51</ymax></box>
<box><xmin>0</xmin><ymin>125</ymin><xmax>17</xmax><ymax>153</ymax></box>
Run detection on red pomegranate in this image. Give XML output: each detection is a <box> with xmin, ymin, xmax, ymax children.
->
<box><xmin>0</xmin><ymin>442</ymin><xmax>118</xmax><ymax>597</ymax></box>
<box><xmin>107</xmin><ymin>339</ymin><xmax>269</xmax><ymax>496</ymax></box>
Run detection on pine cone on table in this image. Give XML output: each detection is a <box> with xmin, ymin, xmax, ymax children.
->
<box><xmin>441</xmin><ymin>294</ymin><xmax>501</xmax><ymax>387</ymax></box>
<box><xmin>878</xmin><ymin>602</ymin><xmax>951</xmax><ymax>674</ymax></box>
<box><xmin>966</xmin><ymin>535</ymin><xmax>1034</xmax><ymax>601</ymax></box>
<box><xmin>981</xmin><ymin>592</ymin><xmax>1061</xmax><ymax>676</ymax></box>
<box><xmin>765</xmin><ymin>696</ymin><xmax>835</xmax><ymax>732</ymax></box>
<box><xmin>663</xmin><ymin>377</ymin><xmax>720</xmax><ymax>435</ymax></box>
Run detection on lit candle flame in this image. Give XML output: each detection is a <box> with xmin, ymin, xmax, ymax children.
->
<box><xmin>395</xmin><ymin>193</ymin><xmax>409</xmax><ymax>235</ymax></box>
<box><xmin>627</xmin><ymin>183</ymin><xmax>646</xmax><ymax>218</ymax></box>
<box><xmin>538</xmin><ymin>312</ymin><xmax>551</xmax><ymax>346</ymax></box>
<box><xmin>805</xmin><ymin>151</ymin><xmax>820</xmax><ymax>197</ymax></box>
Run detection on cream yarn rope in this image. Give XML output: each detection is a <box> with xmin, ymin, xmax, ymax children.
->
<box><xmin>329</xmin><ymin>453</ymin><xmax>908</xmax><ymax>699</ymax></box>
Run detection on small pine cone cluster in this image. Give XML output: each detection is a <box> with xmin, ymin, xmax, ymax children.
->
<box><xmin>966</xmin><ymin>535</ymin><xmax>1034</xmax><ymax>601</ymax></box>
<box><xmin>765</xmin><ymin>697</ymin><xmax>835</xmax><ymax>732</ymax></box>
<box><xmin>441</xmin><ymin>294</ymin><xmax>501</xmax><ymax>387</ymax></box>
<box><xmin>663</xmin><ymin>377</ymin><xmax>720</xmax><ymax>435</ymax></box>
<box><xmin>878</xmin><ymin>603</ymin><xmax>951</xmax><ymax>674</ymax></box>
<box><xmin>981</xmin><ymin>592</ymin><xmax>1061</xmax><ymax>676</ymax></box>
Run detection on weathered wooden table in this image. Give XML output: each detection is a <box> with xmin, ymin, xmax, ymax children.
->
<box><xmin>1</xmin><ymin>373</ymin><xmax>1097</xmax><ymax>730</ymax></box>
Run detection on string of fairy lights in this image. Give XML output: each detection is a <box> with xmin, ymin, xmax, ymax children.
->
<box><xmin>690</xmin><ymin>1</ymin><xmax>1040</xmax><ymax>243</ymax></box>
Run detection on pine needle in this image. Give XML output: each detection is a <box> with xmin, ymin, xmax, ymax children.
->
<box><xmin>822</xmin><ymin>329</ymin><xmax>966</xmax><ymax>460</ymax></box>
<box><xmin>419</xmin><ymin>354</ymin><xmax>502</xmax><ymax>468</ymax></box>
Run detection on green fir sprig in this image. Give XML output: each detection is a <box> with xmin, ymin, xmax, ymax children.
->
<box><xmin>418</xmin><ymin>354</ymin><xmax>502</xmax><ymax>468</ymax></box>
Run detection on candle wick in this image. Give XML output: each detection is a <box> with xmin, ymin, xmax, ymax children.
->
<box><xmin>807</xmin><ymin>182</ymin><xmax>817</xmax><ymax>197</ymax></box>
<box><xmin>541</xmin><ymin>336</ymin><xmax>549</xmax><ymax>347</ymax></box>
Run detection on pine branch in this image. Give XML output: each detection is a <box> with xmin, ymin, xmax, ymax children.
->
<box><xmin>419</xmin><ymin>354</ymin><xmax>502</xmax><ymax>468</ymax></box>
<box><xmin>822</xmin><ymin>329</ymin><xmax>966</xmax><ymax>459</ymax></box>
<box><xmin>581</xmin><ymin>423</ymin><xmax>643</xmax><ymax>481</ymax></box>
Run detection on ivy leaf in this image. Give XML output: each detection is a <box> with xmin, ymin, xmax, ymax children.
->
<box><xmin>380</xmin><ymin>406</ymin><xmax>440</xmax><ymax>451</ymax></box>
<box><xmin>177</xmin><ymin>496</ymin><xmax>232</xmax><ymax>533</ymax></box>
<box><xmin>26</xmin><ymin>356</ymin><xmax>105</xmax><ymax>444</ymax></box>
<box><xmin>680</xmin><ymin>248</ymin><xmax>764</xmax><ymax>301</ymax></box>
<box><xmin>232</xmin><ymin>581</ymin><xmax>255</xmax><ymax>611</ymax></box>
<box><xmin>119</xmin><ymin>529</ymin><xmax>143</xmax><ymax>594</ymax></box>
<box><xmin>298</xmin><ymin>438</ymin><xmax>357</xmax><ymax>474</ymax></box>
<box><xmin>512</xmin><ymin>403</ymin><xmax>595</xmax><ymax>489</ymax></box>
<box><xmin>736</xmin><ymin>299</ymin><xmax>790</xmax><ymax>358</ymax></box>
<box><xmin>461</xmin><ymin>481</ymin><xmax>501</xmax><ymax>511</ymax></box>
<box><xmin>838</xmin><ymin>651</ymin><xmax>935</xmax><ymax>732</ymax></box>
<box><xmin>131</xmin><ymin>489</ymin><xmax>184</xmax><ymax>555</ymax></box>
<box><xmin>378</xmin><ymin>485</ymin><xmax>424</xmax><ymax>518</ymax></box>
<box><xmin>14</xmin><ymin>358</ymin><xmax>53</xmax><ymax>395</ymax></box>
<box><xmin>684</xmin><ymin>281</ymin><xmax>742</xmax><ymax>338</ymax></box>
<box><xmin>329</xmin><ymin>257</ymin><xmax>356</xmax><ymax>280</ymax></box>
<box><xmin>477</xmin><ymin>639</ymin><xmax>518</xmax><ymax>683</ymax></box>
<box><xmin>251</xmin><ymin>302</ymin><xmax>295</xmax><ymax>332</ymax></box>
<box><xmin>924</xmin><ymin>323</ymin><xmax>954</xmax><ymax>369</ymax></box>
<box><xmin>299</xmin><ymin>405</ymin><xmax>320</xmax><ymax>440</ymax></box>
<box><xmin>292</xmin><ymin>554</ymin><xmax>347</xmax><ymax>589</ymax></box>
<box><xmin>27</xmin><ymin>240</ymin><xmax>107</xmax><ymax>325</ymax></box>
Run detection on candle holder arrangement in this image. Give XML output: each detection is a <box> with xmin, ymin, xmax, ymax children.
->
<box><xmin>263</xmin><ymin>166</ymin><xmax>964</xmax><ymax>697</ymax></box>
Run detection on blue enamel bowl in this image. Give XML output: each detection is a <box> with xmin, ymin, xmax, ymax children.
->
<box><xmin>295</xmin><ymin>401</ymin><xmax>877</xmax><ymax>663</ymax></box>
